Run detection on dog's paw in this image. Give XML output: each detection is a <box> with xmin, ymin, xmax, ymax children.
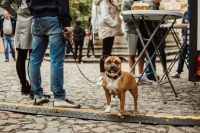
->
<box><xmin>105</xmin><ymin>105</ymin><xmax>111</xmax><ymax>113</ymax></box>
<box><xmin>134</xmin><ymin>110</ymin><xmax>138</xmax><ymax>114</ymax></box>
<box><xmin>118</xmin><ymin>113</ymin><xmax>122</xmax><ymax>116</ymax></box>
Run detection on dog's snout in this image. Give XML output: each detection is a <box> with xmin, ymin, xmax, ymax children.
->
<box><xmin>111</xmin><ymin>65</ymin><xmax>115</xmax><ymax>68</ymax></box>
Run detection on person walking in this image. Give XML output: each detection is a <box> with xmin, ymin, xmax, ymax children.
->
<box><xmin>121</xmin><ymin>0</ymin><xmax>153</xmax><ymax>85</ymax></box>
<box><xmin>82</xmin><ymin>16</ymin><xmax>95</xmax><ymax>60</ymax></box>
<box><xmin>171</xmin><ymin>8</ymin><xmax>189</xmax><ymax>78</ymax></box>
<box><xmin>2</xmin><ymin>0</ymin><xmax>34</xmax><ymax>98</ymax></box>
<box><xmin>73</xmin><ymin>19</ymin><xmax>86</xmax><ymax>64</ymax></box>
<box><xmin>0</xmin><ymin>11</ymin><xmax>16</xmax><ymax>62</ymax></box>
<box><xmin>27</xmin><ymin>0</ymin><xmax>80</xmax><ymax>108</ymax></box>
<box><xmin>94</xmin><ymin>0</ymin><xmax>122</xmax><ymax>85</ymax></box>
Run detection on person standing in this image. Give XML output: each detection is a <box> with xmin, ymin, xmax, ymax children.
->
<box><xmin>2</xmin><ymin>0</ymin><xmax>34</xmax><ymax>98</ymax></box>
<box><xmin>171</xmin><ymin>8</ymin><xmax>189</xmax><ymax>78</ymax></box>
<box><xmin>121</xmin><ymin>0</ymin><xmax>153</xmax><ymax>85</ymax></box>
<box><xmin>27</xmin><ymin>0</ymin><xmax>80</xmax><ymax>107</ymax></box>
<box><xmin>94</xmin><ymin>0</ymin><xmax>122</xmax><ymax>85</ymax></box>
<box><xmin>73</xmin><ymin>19</ymin><xmax>86</xmax><ymax>64</ymax></box>
<box><xmin>0</xmin><ymin>11</ymin><xmax>16</xmax><ymax>62</ymax></box>
<box><xmin>145</xmin><ymin>0</ymin><xmax>167</xmax><ymax>81</ymax></box>
<box><xmin>82</xmin><ymin>16</ymin><xmax>95</xmax><ymax>60</ymax></box>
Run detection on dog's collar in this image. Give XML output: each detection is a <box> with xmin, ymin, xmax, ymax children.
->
<box><xmin>106</xmin><ymin>71</ymin><xmax>122</xmax><ymax>80</ymax></box>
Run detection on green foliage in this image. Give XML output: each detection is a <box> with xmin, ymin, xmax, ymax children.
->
<box><xmin>70</xmin><ymin>0</ymin><xmax>92</xmax><ymax>28</ymax></box>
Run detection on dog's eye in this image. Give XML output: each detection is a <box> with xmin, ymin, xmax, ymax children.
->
<box><xmin>115</xmin><ymin>61</ymin><xmax>119</xmax><ymax>65</ymax></box>
<box><xmin>106</xmin><ymin>60</ymin><xmax>111</xmax><ymax>64</ymax></box>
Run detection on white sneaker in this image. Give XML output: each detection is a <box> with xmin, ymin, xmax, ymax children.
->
<box><xmin>171</xmin><ymin>72</ymin><xmax>180</xmax><ymax>78</ymax></box>
<box><xmin>82</xmin><ymin>56</ymin><xmax>88</xmax><ymax>60</ymax></box>
<box><xmin>33</xmin><ymin>94</ymin><xmax>50</xmax><ymax>105</ymax></box>
<box><xmin>89</xmin><ymin>55</ymin><xmax>95</xmax><ymax>59</ymax></box>
<box><xmin>96</xmin><ymin>77</ymin><xmax>104</xmax><ymax>86</ymax></box>
<box><xmin>54</xmin><ymin>99</ymin><xmax>81</xmax><ymax>108</ymax></box>
<box><xmin>136</xmin><ymin>75</ymin><xmax>153</xmax><ymax>85</ymax></box>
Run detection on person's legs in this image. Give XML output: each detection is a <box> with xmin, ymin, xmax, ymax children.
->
<box><xmin>2</xmin><ymin>35</ymin><xmax>9</xmax><ymax>60</ymax></box>
<box><xmin>7</xmin><ymin>36</ymin><xmax>16</xmax><ymax>59</ymax></box>
<box><xmin>29</xmin><ymin>35</ymin><xmax>48</xmax><ymax>98</ymax></box>
<box><xmin>91</xmin><ymin>37</ymin><xmax>95</xmax><ymax>56</ymax></box>
<box><xmin>16</xmin><ymin>49</ymin><xmax>28</xmax><ymax>87</ymax></box>
<box><xmin>74</xmin><ymin>41</ymin><xmax>78</xmax><ymax>60</ymax></box>
<box><xmin>78</xmin><ymin>41</ymin><xmax>84</xmax><ymax>63</ymax></box>
<box><xmin>125</xmin><ymin>33</ymin><xmax>138</xmax><ymax>75</ymax></box>
<box><xmin>87</xmin><ymin>39</ymin><xmax>92</xmax><ymax>57</ymax></box>
<box><xmin>158</xmin><ymin>37</ymin><xmax>167</xmax><ymax>71</ymax></box>
<box><xmin>176</xmin><ymin>43</ymin><xmax>187</xmax><ymax>74</ymax></box>
<box><xmin>49</xmin><ymin>33</ymin><xmax>66</xmax><ymax>100</ymax></box>
<box><xmin>100</xmin><ymin>37</ymin><xmax>114</xmax><ymax>74</ymax></box>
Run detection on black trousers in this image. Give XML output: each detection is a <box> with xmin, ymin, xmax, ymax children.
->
<box><xmin>87</xmin><ymin>37</ymin><xmax>95</xmax><ymax>56</ymax></box>
<box><xmin>100</xmin><ymin>37</ymin><xmax>115</xmax><ymax>72</ymax></box>
<box><xmin>16</xmin><ymin>49</ymin><xmax>32</xmax><ymax>87</ymax></box>
<box><xmin>74</xmin><ymin>40</ymin><xmax>84</xmax><ymax>63</ymax></box>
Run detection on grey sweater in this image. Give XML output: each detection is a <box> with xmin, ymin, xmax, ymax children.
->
<box><xmin>121</xmin><ymin>0</ymin><xmax>140</xmax><ymax>34</ymax></box>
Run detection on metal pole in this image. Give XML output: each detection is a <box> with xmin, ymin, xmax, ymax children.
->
<box><xmin>130</xmin><ymin>14</ymin><xmax>167</xmax><ymax>104</ymax></box>
<box><xmin>140</xmin><ymin>16</ymin><xmax>177</xmax><ymax>97</ymax></box>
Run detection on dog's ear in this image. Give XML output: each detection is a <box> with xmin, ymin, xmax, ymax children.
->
<box><xmin>102</xmin><ymin>55</ymin><xmax>109</xmax><ymax>62</ymax></box>
<box><xmin>119</xmin><ymin>57</ymin><xmax>126</xmax><ymax>62</ymax></box>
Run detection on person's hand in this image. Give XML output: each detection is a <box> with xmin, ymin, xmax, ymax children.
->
<box><xmin>183</xmin><ymin>35</ymin><xmax>185</xmax><ymax>40</ymax></box>
<box><xmin>64</xmin><ymin>27</ymin><xmax>72</xmax><ymax>38</ymax></box>
<box><xmin>90</xmin><ymin>36</ymin><xmax>92</xmax><ymax>40</ymax></box>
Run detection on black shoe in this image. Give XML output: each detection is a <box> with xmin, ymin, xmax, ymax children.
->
<box><xmin>147</xmin><ymin>76</ymin><xmax>160</xmax><ymax>81</ymax></box>
<box><xmin>30</xmin><ymin>91</ymin><xmax>34</xmax><ymax>99</ymax></box>
<box><xmin>33</xmin><ymin>94</ymin><xmax>51</xmax><ymax>105</ymax></box>
<box><xmin>21</xmin><ymin>81</ymin><xmax>31</xmax><ymax>94</ymax></box>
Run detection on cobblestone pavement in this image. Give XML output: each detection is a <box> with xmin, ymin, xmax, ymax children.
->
<box><xmin>0</xmin><ymin>53</ymin><xmax>200</xmax><ymax>133</ymax></box>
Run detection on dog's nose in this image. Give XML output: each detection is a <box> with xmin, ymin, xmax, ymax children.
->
<box><xmin>111</xmin><ymin>65</ymin><xmax>115</xmax><ymax>68</ymax></box>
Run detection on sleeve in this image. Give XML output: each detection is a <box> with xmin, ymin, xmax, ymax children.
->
<box><xmin>56</xmin><ymin>0</ymin><xmax>72</xmax><ymax>27</ymax></box>
<box><xmin>148</xmin><ymin>4</ymin><xmax>157</xmax><ymax>10</ymax></box>
<box><xmin>2</xmin><ymin>0</ymin><xmax>17</xmax><ymax>19</ymax></box>
<box><xmin>182</xmin><ymin>15</ymin><xmax>185</xmax><ymax>37</ymax></box>
<box><xmin>80</xmin><ymin>27</ymin><xmax>86</xmax><ymax>38</ymax></box>
<box><xmin>89</xmin><ymin>24</ymin><xmax>92</xmax><ymax>35</ymax></box>
<box><xmin>100</xmin><ymin>0</ymin><xmax>116</xmax><ymax>27</ymax></box>
<box><xmin>121</xmin><ymin>1</ymin><xmax>140</xmax><ymax>23</ymax></box>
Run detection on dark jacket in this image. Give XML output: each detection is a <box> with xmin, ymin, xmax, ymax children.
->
<box><xmin>73</xmin><ymin>25</ymin><xmax>86</xmax><ymax>42</ymax></box>
<box><xmin>0</xmin><ymin>17</ymin><xmax>16</xmax><ymax>37</ymax></box>
<box><xmin>182</xmin><ymin>10</ymin><xmax>189</xmax><ymax>40</ymax></box>
<box><xmin>26</xmin><ymin>0</ymin><xmax>72</xmax><ymax>27</ymax></box>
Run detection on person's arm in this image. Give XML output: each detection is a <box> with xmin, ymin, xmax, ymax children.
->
<box><xmin>121</xmin><ymin>1</ymin><xmax>134</xmax><ymax>23</ymax></box>
<box><xmin>2</xmin><ymin>0</ymin><xmax>17</xmax><ymax>19</ymax></box>
<box><xmin>182</xmin><ymin>13</ymin><xmax>186</xmax><ymax>38</ymax></box>
<box><xmin>100</xmin><ymin>0</ymin><xmax>116</xmax><ymax>27</ymax></box>
<box><xmin>148</xmin><ymin>3</ymin><xmax>157</xmax><ymax>10</ymax></box>
<box><xmin>56</xmin><ymin>0</ymin><xmax>72</xmax><ymax>28</ymax></box>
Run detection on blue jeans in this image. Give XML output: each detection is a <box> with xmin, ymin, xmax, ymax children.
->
<box><xmin>2</xmin><ymin>35</ymin><xmax>15</xmax><ymax>60</ymax></box>
<box><xmin>146</xmin><ymin>37</ymin><xmax>166</xmax><ymax>78</ymax></box>
<box><xmin>177</xmin><ymin>40</ymin><xmax>187</xmax><ymax>74</ymax></box>
<box><xmin>29</xmin><ymin>17</ymin><xmax>66</xmax><ymax>101</ymax></box>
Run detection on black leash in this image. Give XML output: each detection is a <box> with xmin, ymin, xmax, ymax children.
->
<box><xmin>63</xmin><ymin>31</ymin><xmax>104</xmax><ymax>84</ymax></box>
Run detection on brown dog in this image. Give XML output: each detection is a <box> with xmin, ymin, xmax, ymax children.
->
<box><xmin>102</xmin><ymin>55</ymin><xmax>138</xmax><ymax>116</ymax></box>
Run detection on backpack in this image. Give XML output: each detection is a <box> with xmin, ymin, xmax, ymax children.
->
<box><xmin>197</xmin><ymin>56</ymin><xmax>200</xmax><ymax>76</ymax></box>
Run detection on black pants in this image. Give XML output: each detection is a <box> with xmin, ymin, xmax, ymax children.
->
<box><xmin>74</xmin><ymin>40</ymin><xmax>84</xmax><ymax>63</ymax></box>
<box><xmin>100</xmin><ymin>37</ymin><xmax>115</xmax><ymax>72</ymax></box>
<box><xmin>16</xmin><ymin>49</ymin><xmax>32</xmax><ymax>87</ymax></box>
<box><xmin>87</xmin><ymin>38</ymin><xmax>95</xmax><ymax>56</ymax></box>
